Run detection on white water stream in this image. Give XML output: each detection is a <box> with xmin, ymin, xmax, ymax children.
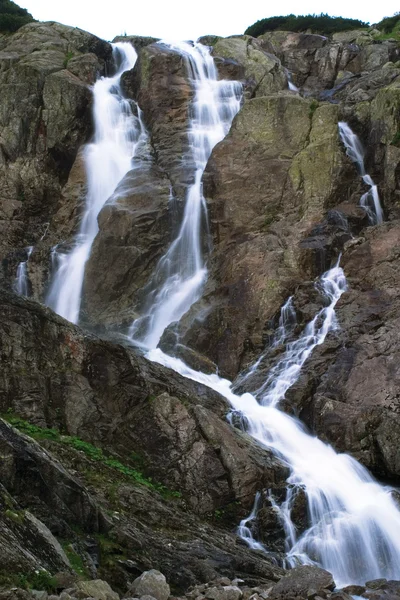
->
<box><xmin>148</xmin><ymin>264</ymin><xmax>400</xmax><ymax>586</ymax></box>
<box><xmin>13</xmin><ymin>245</ymin><xmax>33</xmax><ymax>297</ymax></box>
<box><xmin>129</xmin><ymin>41</ymin><xmax>242</xmax><ymax>348</ymax></box>
<box><xmin>338</xmin><ymin>122</ymin><xmax>384</xmax><ymax>225</ymax></box>
<box><xmin>46</xmin><ymin>42</ymin><xmax>145</xmax><ymax>323</ymax></box>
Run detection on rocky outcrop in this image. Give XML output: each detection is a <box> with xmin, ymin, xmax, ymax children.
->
<box><xmin>258</xmin><ymin>30</ymin><xmax>400</xmax><ymax>100</ymax></box>
<box><xmin>211</xmin><ymin>36</ymin><xmax>287</xmax><ymax>97</ymax></box>
<box><xmin>0</xmin><ymin>482</ymin><xmax>71</xmax><ymax>574</ymax></box>
<box><xmin>83</xmin><ymin>156</ymin><xmax>172</xmax><ymax>328</ymax></box>
<box><xmin>0</xmin><ymin>355</ymin><xmax>285</xmax><ymax>590</ymax></box>
<box><xmin>166</xmin><ymin>93</ymin><xmax>348</xmax><ymax>378</ymax></box>
<box><xmin>274</xmin><ymin>221</ymin><xmax>400</xmax><ymax>481</ymax></box>
<box><xmin>0</xmin><ymin>21</ymin><xmax>112</xmax><ymax>295</ymax></box>
<box><xmin>0</xmin><ymin>288</ymin><xmax>286</xmax><ymax>515</ymax></box>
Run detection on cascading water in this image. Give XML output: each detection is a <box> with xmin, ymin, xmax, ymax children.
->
<box><xmin>13</xmin><ymin>246</ymin><xmax>33</xmax><ymax>297</ymax></box>
<box><xmin>46</xmin><ymin>42</ymin><xmax>146</xmax><ymax>323</ymax></box>
<box><xmin>234</xmin><ymin>296</ymin><xmax>296</xmax><ymax>389</ymax></box>
<box><xmin>237</xmin><ymin>492</ymin><xmax>267</xmax><ymax>552</ymax></box>
<box><xmin>338</xmin><ymin>122</ymin><xmax>383</xmax><ymax>225</ymax></box>
<box><xmin>41</xmin><ymin>34</ymin><xmax>400</xmax><ymax>587</ymax></box>
<box><xmin>147</xmin><ymin>263</ymin><xmax>400</xmax><ymax>586</ymax></box>
<box><xmin>129</xmin><ymin>42</ymin><xmax>242</xmax><ymax>349</ymax></box>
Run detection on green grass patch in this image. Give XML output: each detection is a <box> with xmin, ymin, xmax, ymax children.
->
<box><xmin>3</xmin><ymin>414</ymin><xmax>181</xmax><ymax>499</ymax></box>
<box><xmin>63</xmin><ymin>51</ymin><xmax>74</xmax><ymax>68</ymax></box>
<box><xmin>0</xmin><ymin>569</ymin><xmax>57</xmax><ymax>593</ymax></box>
<box><xmin>62</xmin><ymin>543</ymin><xmax>89</xmax><ymax>578</ymax></box>
<box><xmin>309</xmin><ymin>99</ymin><xmax>319</xmax><ymax>118</ymax></box>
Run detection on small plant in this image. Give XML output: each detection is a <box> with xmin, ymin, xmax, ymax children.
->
<box><xmin>63</xmin><ymin>51</ymin><xmax>74</xmax><ymax>68</ymax></box>
<box><xmin>309</xmin><ymin>99</ymin><xmax>319</xmax><ymax>118</ymax></box>
<box><xmin>62</xmin><ymin>543</ymin><xmax>89</xmax><ymax>578</ymax></box>
<box><xmin>29</xmin><ymin>569</ymin><xmax>57</xmax><ymax>593</ymax></box>
<box><xmin>391</xmin><ymin>130</ymin><xmax>400</xmax><ymax>147</ymax></box>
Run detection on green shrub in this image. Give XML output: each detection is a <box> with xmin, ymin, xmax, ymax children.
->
<box><xmin>376</xmin><ymin>12</ymin><xmax>400</xmax><ymax>33</ymax></box>
<box><xmin>244</xmin><ymin>13</ymin><xmax>369</xmax><ymax>38</ymax></box>
<box><xmin>0</xmin><ymin>0</ymin><xmax>35</xmax><ymax>33</ymax></box>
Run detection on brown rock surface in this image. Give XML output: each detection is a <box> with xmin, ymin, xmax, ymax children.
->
<box><xmin>167</xmin><ymin>94</ymin><xmax>347</xmax><ymax>378</ymax></box>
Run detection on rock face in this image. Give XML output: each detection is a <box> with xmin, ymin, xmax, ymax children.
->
<box><xmin>0</xmin><ymin>294</ymin><xmax>286</xmax><ymax>591</ymax></box>
<box><xmin>0</xmin><ymin>288</ymin><xmax>285</xmax><ymax>516</ymax></box>
<box><xmin>168</xmin><ymin>93</ymin><xmax>348</xmax><ymax>377</ymax></box>
<box><xmin>212</xmin><ymin>36</ymin><xmax>287</xmax><ymax>97</ymax></box>
<box><xmin>279</xmin><ymin>221</ymin><xmax>400</xmax><ymax>481</ymax></box>
<box><xmin>2</xmin><ymin>16</ymin><xmax>400</xmax><ymax>600</ymax></box>
<box><xmin>0</xmin><ymin>21</ymin><xmax>112</xmax><ymax>296</ymax></box>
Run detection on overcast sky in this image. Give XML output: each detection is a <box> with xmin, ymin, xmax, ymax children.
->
<box><xmin>21</xmin><ymin>1</ymin><xmax>399</xmax><ymax>42</ymax></box>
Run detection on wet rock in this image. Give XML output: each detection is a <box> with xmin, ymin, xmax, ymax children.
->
<box><xmin>84</xmin><ymin>158</ymin><xmax>172</xmax><ymax>328</ymax></box>
<box><xmin>342</xmin><ymin>584</ymin><xmax>365</xmax><ymax>595</ymax></box>
<box><xmin>0</xmin><ymin>21</ymin><xmax>112</xmax><ymax>295</ymax></box>
<box><xmin>268</xmin><ymin>566</ymin><xmax>335</xmax><ymax>599</ymax></box>
<box><xmin>124</xmin><ymin>42</ymin><xmax>194</xmax><ymax>199</ymax></box>
<box><xmin>0</xmin><ymin>418</ymin><xmax>107</xmax><ymax>533</ymax></box>
<box><xmin>172</xmin><ymin>94</ymin><xmax>346</xmax><ymax>378</ymax></box>
<box><xmin>363</xmin><ymin>580</ymin><xmax>400</xmax><ymax>599</ymax></box>
<box><xmin>365</xmin><ymin>579</ymin><xmax>388</xmax><ymax>590</ymax></box>
<box><xmin>0</xmin><ymin>483</ymin><xmax>71</xmax><ymax>573</ymax></box>
<box><xmin>126</xmin><ymin>570</ymin><xmax>170</xmax><ymax>600</ymax></box>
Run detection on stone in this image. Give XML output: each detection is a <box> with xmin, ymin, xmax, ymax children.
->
<box><xmin>342</xmin><ymin>585</ymin><xmax>365</xmax><ymax>595</ymax></box>
<box><xmin>365</xmin><ymin>579</ymin><xmax>388</xmax><ymax>590</ymax></box>
<box><xmin>268</xmin><ymin>566</ymin><xmax>335</xmax><ymax>599</ymax></box>
<box><xmin>170</xmin><ymin>94</ymin><xmax>346</xmax><ymax>378</ymax></box>
<box><xmin>31</xmin><ymin>592</ymin><xmax>48</xmax><ymax>600</ymax></box>
<box><xmin>74</xmin><ymin>580</ymin><xmax>119</xmax><ymax>600</ymax></box>
<box><xmin>205</xmin><ymin>588</ymin><xmax>242</xmax><ymax>600</ymax></box>
<box><xmin>126</xmin><ymin>570</ymin><xmax>170</xmax><ymax>600</ymax></box>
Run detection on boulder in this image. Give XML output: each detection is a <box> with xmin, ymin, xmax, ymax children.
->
<box><xmin>126</xmin><ymin>570</ymin><xmax>169</xmax><ymax>600</ymax></box>
<box><xmin>74</xmin><ymin>580</ymin><xmax>119</xmax><ymax>600</ymax></box>
<box><xmin>268</xmin><ymin>566</ymin><xmax>335</xmax><ymax>599</ymax></box>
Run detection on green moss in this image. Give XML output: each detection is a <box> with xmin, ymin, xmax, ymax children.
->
<box><xmin>4</xmin><ymin>508</ymin><xmax>25</xmax><ymax>524</ymax></box>
<box><xmin>391</xmin><ymin>130</ymin><xmax>400</xmax><ymax>147</ymax></box>
<box><xmin>63</xmin><ymin>51</ymin><xmax>74</xmax><ymax>68</ymax></box>
<box><xmin>309</xmin><ymin>99</ymin><xmax>319</xmax><ymax>119</ymax></box>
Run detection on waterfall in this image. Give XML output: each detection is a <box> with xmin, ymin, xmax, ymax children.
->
<box><xmin>46</xmin><ymin>42</ymin><xmax>145</xmax><ymax>323</ymax></box>
<box><xmin>129</xmin><ymin>42</ymin><xmax>242</xmax><ymax>349</ymax></box>
<box><xmin>338</xmin><ymin>122</ymin><xmax>384</xmax><ymax>225</ymax></box>
<box><xmin>13</xmin><ymin>246</ymin><xmax>33</xmax><ymax>297</ymax></box>
<box><xmin>147</xmin><ymin>264</ymin><xmax>400</xmax><ymax>586</ymax></box>
<box><xmin>42</xmin><ymin>35</ymin><xmax>400</xmax><ymax>586</ymax></box>
<box><xmin>237</xmin><ymin>492</ymin><xmax>268</xmax><ymax>552</ymax></box>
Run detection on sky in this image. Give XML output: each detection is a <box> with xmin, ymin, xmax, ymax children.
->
<box><xmin>21</xmin><ymin>0</ymin><xmax>399</xmax><ymax>42</ymax></box>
